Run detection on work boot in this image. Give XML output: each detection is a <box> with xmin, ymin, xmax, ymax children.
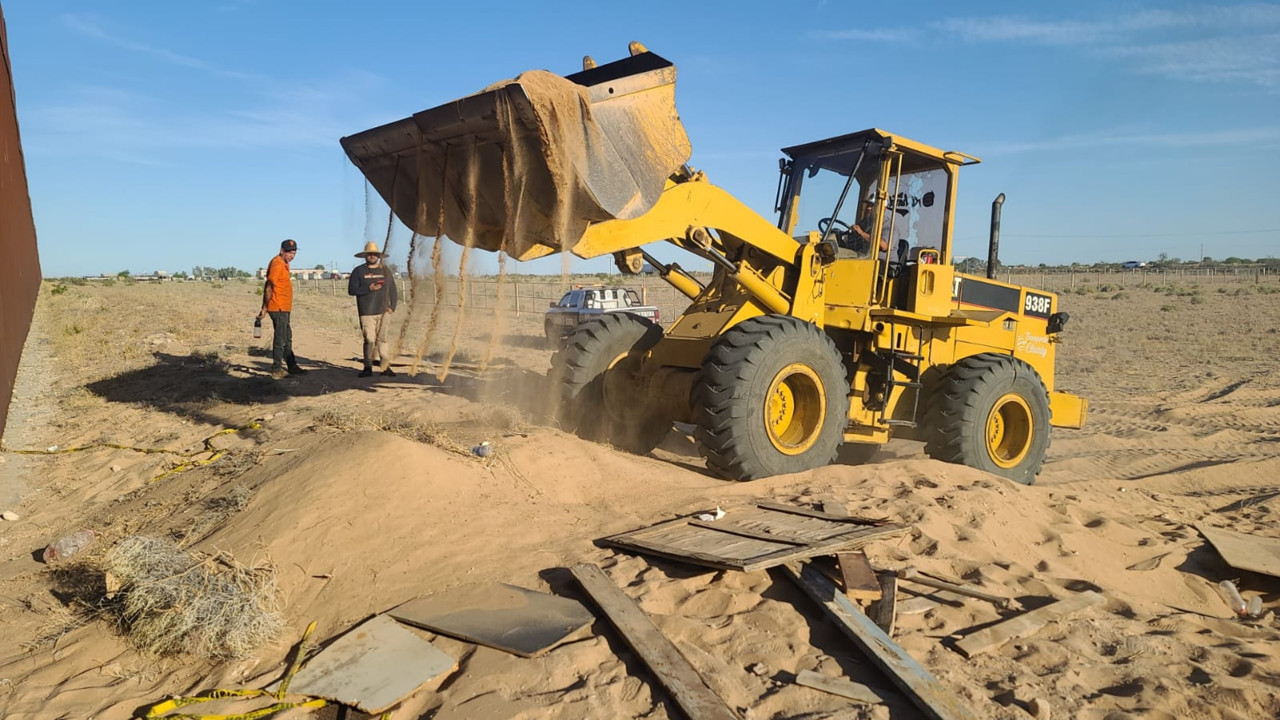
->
<box><xmin>358</xmin><ymin>366</ymin><xmax>374</xmax><ymax>378</ymax></box>
<box><xmin>381</xmin><ymin>367</ymin><xmax>397</xmax><ymax>377</ymax></box>
<box><xmin>287</xmin><ymin>365</ymin><xmax>308</xmax><ymax>376</ymax></box>
<box><xmin>270</xmin><ymin>368</ymin><xmax>288</xmax><ymax>380</ymax></box>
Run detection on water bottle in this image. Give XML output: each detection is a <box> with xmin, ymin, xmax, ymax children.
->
<box><xmin>1218</xmin><ymin>580</ymin><xmax>1247</xmax><ymax>616</ymax></box>
<box><xmin>253</xmin><ymin>317</ymin><xmax>263</xmax><ymax>339</ymax></box>
<box><xmin>42</xmin><ymin>529</ymin><xmax>97</xmax><ymax>563</ymax></box>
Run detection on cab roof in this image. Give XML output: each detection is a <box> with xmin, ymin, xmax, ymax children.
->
<box><xmin>781</xmin><ymin>129</ymin><xmax>980</xmax><ymax>169</ymax></box>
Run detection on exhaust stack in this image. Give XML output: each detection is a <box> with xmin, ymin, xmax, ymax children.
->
<box><xmin>987</xmin><ymin>192</ymin><xmax>1005</xmax><ymax>279</ymax></box>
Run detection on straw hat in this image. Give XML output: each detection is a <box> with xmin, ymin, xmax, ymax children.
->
<box><xmin>355</xmin><ymin>241</ymin><xmax>387</xmax><ymax>258</ymax></box>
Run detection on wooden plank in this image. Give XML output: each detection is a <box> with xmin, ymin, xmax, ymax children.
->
<box><xmin>897</xmin><ymin>596</ymin><xmax>938</xmax><ymax>616</ymax></box>
<box><xmin>837</xmin><ymin>551</ymin><xmax>882</xmax><ymax>602</ymax></box>
<box><xmin>600</xmin><ymin>536</ymin><xmax>747</xmax><ymax>571</ymax></box>
<box><xmin>795</xmin><ymin>670</ymin><xmax>886</xmax><ymax>704</ymax></box>
<box><xmin>782</xmin><ymin>563</ymin><xmax>977</xmax><ymax>720</ymax></box>
<box><xmin>740</xmin><ymin>524</ymin><xmax>908</xmax><ymax>573</ymax></box>
<box><xmin>868</xmin><ymin>573</ymin><xmax>898</xmax><ymax>635</ymax></box>
<box><xmin>570</xmin><ymin>563</ymin><xmax>740</xmax><ymax>720</ymax></box>
<box><xmin>954</xmin><ymin>591</ymin><xmax>1106</xmax><ymax>659</ymax></box>
<box><xmin>756</xmin><ymin>500</ymin><xmax>885</xmax><ymax>525</ymax></box>
<box><xmin>600</xmin><ymin>507</ymin><xmax>907</xmax><ymax>573</ymax></box>
<box><xmin>688</xmin><ymin>520</ymin><xmax>810</xmax><ymax>546</ymax></box>
<box><xmin>1197</xmin><ymin>524</ymin><xmax>1280</xmax><ymax>578</ymax></box>
<box><xmin>897</xmin><ymin>568</ymin><xmax>1016</xmax><ymax>610</ymax></box>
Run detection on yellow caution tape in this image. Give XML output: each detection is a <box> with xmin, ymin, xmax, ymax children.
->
<box><xmin>143</xmin><ymin>619</ymin><xmax>331</xmax><ymax>720</ymax></box>
<box><xmin>143</xmin><ymin>692</ymin><xmax>326</xmax><ymax>720</ymax></box>
<box><xmin>0</xmin><ymin>421</ymin><xmax>264</xmax><ymax>484</ymax></box>
<box><xmin>3</xmin><ymin>422</ymin><xmax>262</xmax><ymax>458</ymax></box>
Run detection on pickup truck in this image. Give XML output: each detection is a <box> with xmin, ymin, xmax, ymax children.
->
<box><xmin>545</xmin><ymin>287</ymin><xmax>660</xmax><ymax>346</ymax></box>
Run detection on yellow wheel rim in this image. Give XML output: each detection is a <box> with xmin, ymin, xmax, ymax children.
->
<box><xmin>985</xmin><ymin>393</ymin><xmax>1034</xmax><ymax>468</ymax></box>
<box><xmin>764</xmin><ymin>363</ymin><xmax>826</xmax><ymax>455</ymax></box>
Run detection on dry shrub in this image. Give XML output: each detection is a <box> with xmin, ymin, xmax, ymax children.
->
<box><xmin>478</xmin><ymin>403</ymin><xmax>528</xmax><ymax>432</ymax></box>
<box><xmin>105</xmin><ymin>536</ymin><xmax>282</xmax><ymax>658</ymax></box>
<box><xmin>313</xmin><ymin>407</ymin><xmax>476</xmax><ymax>457</ymax></box>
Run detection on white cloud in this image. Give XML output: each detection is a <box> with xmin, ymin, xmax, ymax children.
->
<box><xmin>1107</xmin><ymin>33</ymin><xmax>1280</xmax><ymax>87</ymax></box>
<box><xmin>975</xmin><ymin>125</ymin><xmax>1280</xmax><ymax>156</ymax></box>
<box><xmin>61</xmin><ymin>12</ymin><xmax>260</xmax><ymax>81</ymax></box>
<box><xmin>821</xmin><ymin>4</ymin><xmax>1280</xmax><ymax>87</ymax></box>
<box><xmin>811</xmin><ymin>28</ymin><xmax>917</xmax><ymax>43</ymax></box>
<box><xmin>23</xmin><ymin>71</ymin><xmax>389</xmax><ymax>163</ymax></box>
<box><xmin>930</xmin><ymin>17</ymin><xmax>1114</xmax><ymax>46</ymax></box>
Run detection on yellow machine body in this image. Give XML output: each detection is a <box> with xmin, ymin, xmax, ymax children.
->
<box><xmin>342</xmin><ymin>46</ymin><xmax>1087</xmax><ymax>482</ymax></box>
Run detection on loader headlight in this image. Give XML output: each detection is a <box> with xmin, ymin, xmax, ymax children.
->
<box><xmin>1047</xmin><ymin>312</ymin><xmax>1069</xmax><ymax>334</ymax></box>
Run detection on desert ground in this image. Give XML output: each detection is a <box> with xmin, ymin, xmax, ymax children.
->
<box><xmin>2</xmin><ymin>272</ymin><xmax>1279</xmax><ymax>720</ymax></box>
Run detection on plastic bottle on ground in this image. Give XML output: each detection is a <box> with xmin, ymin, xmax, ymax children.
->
<box><xmin>42</xmin><ymin>529</ymin><xmax>97</xmax><ymax>563</ymax></box>
<box><xmin>1218</xmin><ymin>579</ymin><xmax>1247</xmax><ymax>616</ymax></box>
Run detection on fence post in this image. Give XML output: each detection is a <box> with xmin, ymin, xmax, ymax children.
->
<box><xmin>514</xmin><ymin>282</ymin><xmax>521</xmax><ymax>316</ymax></box>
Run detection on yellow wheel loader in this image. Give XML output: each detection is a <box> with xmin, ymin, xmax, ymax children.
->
<box><xmin>341</xmin><ymin>44</ymin><xmax>1087</xmax><ymax>484</ymax></box>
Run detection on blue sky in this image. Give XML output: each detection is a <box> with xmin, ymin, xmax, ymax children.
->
<box><xmin>6</xmin><ymin>1</ymin><xmax>1279</xmax><ymax>277</ymax></box>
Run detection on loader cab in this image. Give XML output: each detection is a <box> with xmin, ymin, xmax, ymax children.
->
<box><xmin>775</xmin><ymin>129</ymin><xmax>977</xmax><ymax>310</ymax></box>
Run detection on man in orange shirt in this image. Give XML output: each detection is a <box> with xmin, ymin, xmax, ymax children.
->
<box><xmin>256</xmin><ymin>239</ymin><xmax>307</xmax><ymax>379</ymax></box>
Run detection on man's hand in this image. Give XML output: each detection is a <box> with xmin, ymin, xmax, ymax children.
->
<box><xmin>256</xmin><ymin>308</ymin><xmax>266</xmax><ymax>320</ymax></box>
<box><xmin>372</xmin><ymin>281</ymin><xmax>384</xmax><ymax>291</ymax></box>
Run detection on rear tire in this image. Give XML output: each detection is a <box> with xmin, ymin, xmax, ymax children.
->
<box><xmin>551</xmin><ymin>314</ymin><xmax>670</xmax><ymax>455</ymax></box>
<box><xmin>924</xmin><ymin>354</ymin><xmax>1051</xmax><ymax>485</ymax></box>
<box><xmin>693</xmin><ymin>315</ymin><xmax>848</xmax><ymax>480</ymax></box>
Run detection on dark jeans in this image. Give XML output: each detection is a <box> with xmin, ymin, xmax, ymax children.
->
<box><xmin>268</xmin><ymin>311</ymin><xmax>297</xmax><ymax>370</ymax></box>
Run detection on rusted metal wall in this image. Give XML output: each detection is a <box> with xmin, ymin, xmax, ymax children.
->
<box><xmin>0</xmin><ymin>4</ymin><xmax>41</xmax><ymax>439</ymax></box>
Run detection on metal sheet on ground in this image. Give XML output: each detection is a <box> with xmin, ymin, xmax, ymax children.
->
<box><xmin>601</xmin><ymin>502</ymin><xmax>908</xmax><ymax>572</ymax></box>
<box><xmin>388</xmin><ymin>583</ymin><xmax>594</xmax><ymax>657</ymax></box>
<box><xmin>1197</xmin><ymin>524</ymin><xmax>1280</xmax><ymax>578</ymax></box>
<box><xmin>285</xmin><ymin>614</ymin><xmax>456</xmax><ymax>714</ymax></box>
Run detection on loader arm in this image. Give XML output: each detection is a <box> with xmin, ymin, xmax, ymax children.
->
<box><xmin>573</xmin><ymin>177</ymin><xmax>801</xmax><ymax>265</ymax></box>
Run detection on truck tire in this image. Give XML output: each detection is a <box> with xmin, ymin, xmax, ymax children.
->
<box><xmin>923</xmin><ymin>354</ymin><xmax>1051</xmax><ymax>485</ymax></box>
<box><xmin>693</xmin><ymin>315</ymin><xmax>849</xmax><ymax>480</ymax></box>
<box><xmin>552</xmin><ymin>313</ymin><xmax>670</xmax><ymax>454</ymax></box>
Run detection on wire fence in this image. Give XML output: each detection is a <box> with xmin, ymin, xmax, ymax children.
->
<box><xmin>290</xmin><ymin>264</ymin><xmax>1277</xmax><ymax>316</ymax></box>
<box><xmin>292</xmin><ymin>274</ymin><xmax>700</xmax><ymax>321</ymax></box>
<box><xmin>987</xmin><ymin>266</ymin><xmax>1279</xmax><ymax>292</ymax></box>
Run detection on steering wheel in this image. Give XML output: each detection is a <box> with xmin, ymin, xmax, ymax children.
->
<box><xmin>817</xmin><ymin>217</ymin><xmax>851</xmax><ymax>237</ymax></box>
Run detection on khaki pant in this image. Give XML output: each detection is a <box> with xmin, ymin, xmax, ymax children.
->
<box><xmin>359</xmin><ymin>313</ymin><xmax>390</xmax><ymax>370</ymax></box>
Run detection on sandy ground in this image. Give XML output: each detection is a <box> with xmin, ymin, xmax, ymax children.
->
<box><xmin>2</xmin><ymin>276</ymin><xmax>1279</xmax><ymax>719</ymax></box>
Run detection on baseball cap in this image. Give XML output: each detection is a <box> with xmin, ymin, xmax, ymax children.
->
<box><xmin>281</xmin><ymin>239</ymin><xmax>298</xmax><ymax>251</ymax></box>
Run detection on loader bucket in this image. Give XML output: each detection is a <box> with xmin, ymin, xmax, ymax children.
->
<box><xmin>340</xmin><ymin>50</ymin><xmax>691</xmax><ymax>261</ymax></box>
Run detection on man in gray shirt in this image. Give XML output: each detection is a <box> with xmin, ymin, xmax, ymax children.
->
<box><xmin>348</xmin><ymin>242</ymin><xmax>399</xmax><ymax>377</ymax></box>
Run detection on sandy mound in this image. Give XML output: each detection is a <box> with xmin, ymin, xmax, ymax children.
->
<box><xmin>3</xmin><ymin>281</ymin><xmax>1280</xmax><ymax>719</ymax></box>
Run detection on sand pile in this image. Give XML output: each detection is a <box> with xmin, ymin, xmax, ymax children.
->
<box><xmin>4</xmin><ymin>282</ymin><xmax>1280</xmax><ymax>719</ymax></box>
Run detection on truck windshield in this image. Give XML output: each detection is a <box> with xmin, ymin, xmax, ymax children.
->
<box><xmin>788</xmin><ymin>147</ymin><xmax>874</xmax><ymax>242</ymax></box>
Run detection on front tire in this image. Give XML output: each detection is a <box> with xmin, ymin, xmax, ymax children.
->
<box><xmin>693</xmin><ymin>315</ymin><xmax>849</xmax><ymax>480</ymax></box>
<box><xmin>924</xmin><ymin>354</ymin><xmax>1051</xmax><ymax>485</ymax></box>
<box><xmin>551</xmin><ymin>314</ymin><xmax>670</xmax><ymax>455</ymax></box>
